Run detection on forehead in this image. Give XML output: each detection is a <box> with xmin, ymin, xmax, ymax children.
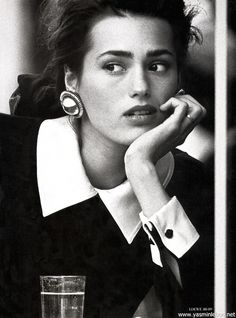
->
<box><xmin>88</xmin><ymin>13</ymin><xmax>176</xmax><ymax>57</ymax></box>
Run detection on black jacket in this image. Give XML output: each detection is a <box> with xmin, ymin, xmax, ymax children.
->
<box><xmin>0</xmin><ymin>113</ymin><xmax>214</xmax><ymax>318</ymax></box>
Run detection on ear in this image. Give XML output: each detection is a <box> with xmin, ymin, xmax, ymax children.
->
<box><xmin>64</xmin><ymin>66</ymin><xmax>79</xmax><ymax>92</ymax></box>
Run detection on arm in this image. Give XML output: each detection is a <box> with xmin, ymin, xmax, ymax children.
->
<box><xmin>124</xmin><ymin>94</ymin><xmax>206</xmax><ymax>259</ymax></box>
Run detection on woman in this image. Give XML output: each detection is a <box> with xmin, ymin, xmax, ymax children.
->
<box><xmin>0</xmin><ymin>0</ymin><xmax>214</xmax><ymax>317</ymax></box>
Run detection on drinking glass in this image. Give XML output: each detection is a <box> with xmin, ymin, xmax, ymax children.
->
<box><xmin>40</xmin><ymin>275</ymin><xmax>86</xmax><ymax>318</ymax></box>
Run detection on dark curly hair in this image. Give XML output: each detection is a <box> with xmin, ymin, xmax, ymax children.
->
<box><xmin>40</xmin><ymin>0</ymin><xmax>201</xmax><ymax>98</ymax></box>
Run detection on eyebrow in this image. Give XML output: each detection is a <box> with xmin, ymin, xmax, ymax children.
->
<box><xmin>97</xmin><ymin>49</ymin><xmax>174</xmax><ymax>59</ymax></box>
<box><xmin>146</xmin><ymin>49</ymin><xmax>174</xmax><ymax>58</ymax></box>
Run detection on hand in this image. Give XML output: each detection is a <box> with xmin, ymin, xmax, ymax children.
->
<box><xmin>123</xmin><ymin>93</ymin><xmax>206</xmax><ymax>217</ymax></box>
<box><xmin>124</xmin><ymin>93</ymin><xmax>206</xmax><ymax>216</ymax></box>
<box><xmin>125</xmin><ymin>93</ymin><xmax>206</xmax><ymax>170</ymax></box>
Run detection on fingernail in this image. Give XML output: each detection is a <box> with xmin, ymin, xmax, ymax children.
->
<box><xmin>175</xmin><ymin>89</ymin><xmax>185</xmax><ymax>96</ymax></box>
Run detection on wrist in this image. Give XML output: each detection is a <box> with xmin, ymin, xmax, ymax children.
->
<box><xmin>125</xmin><ymin>155</ymin><xmax>157</xmax><ymax>182</ymax></box>
<box><xmin>125</xmin><ymin>154</ymin><xmax>170</xmax><ymax>217</ymax></box>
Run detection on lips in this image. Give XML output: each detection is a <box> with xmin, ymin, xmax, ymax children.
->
<box><xmin>123</xmin><ymin>105</ymin><xmax>157</xmax><ymax>116</ymax></box>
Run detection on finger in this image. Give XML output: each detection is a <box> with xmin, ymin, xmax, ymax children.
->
<box><xmin>142</xmin><ymin>103</ymin><xmax>189</xmax><ymax>145</ymax></box>
<box><xmin>181</xmin><ymin>94</ymin><xmax>207</xmax><ymax>118</ymax></box>
<box><xmin>174</xmin><ymin>95</ymin><xmax>206</xmax><ymax>124</ymax></box>
<box><xmin>163</xmin><ymin>99</ymin><xmax>200</xmax><ymax>138</ymax></box>
<box><xmin>185</xmin><ymin>107</ymin><xmax>203</xmax><ymax>124</ymax></box>
<box><xmin>145</xmin><ymin>95</ymin><xmax>204</xmax><ymax>152</ymax></box>
<box><xmin>187</xmin><ymin>106</ymin><xmax>206</xmax><ymax>125</ymax></box>
<box><xmin>160</xmin><ymin>97</ymin><xmax>189</xmax><ymax>114</ymax></box>
<box><xmin>179</xmin><ymin>106</ymin><xmax>203</xmax><ymax>142</ymax></box>
<box><xmin>162</xmin><ymin>102</ymin><xmax>190</xmax><ymax>128</ymax></box>
<box><xmin>159</xmin><ymin>103</ymin><xmax>193</xmax><ymax>143</ymax></box>
<box><xmin>160</xmin><ymin>94</ymin><xmax>206</xmax><ymax>122</ymax></box>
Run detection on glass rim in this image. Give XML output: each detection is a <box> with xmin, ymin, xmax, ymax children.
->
<box><xmin>40</xmin><ymin>275</ymin><xmax>86</xmax><ymax>279</ymax></box>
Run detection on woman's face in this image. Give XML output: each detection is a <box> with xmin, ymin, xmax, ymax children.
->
<box><xmin>70</xmin><ymin>13</ymin><xmax>178</xmax><ymax>146</ymax></box>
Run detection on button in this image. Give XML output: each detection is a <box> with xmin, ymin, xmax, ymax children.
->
<box><xmin>165</xmin><ymin>229</ymin><xmax>173</xmax><ymax>238</ymax></box>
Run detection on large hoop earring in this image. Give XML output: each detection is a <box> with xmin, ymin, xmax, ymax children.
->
<box><xmin>60</xmin><ymin>91</ymin><xmax>84</xmax><ymax>118</ymax></box>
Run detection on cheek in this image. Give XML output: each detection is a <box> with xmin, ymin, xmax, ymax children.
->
<box><xmin>79</xmin><ymin>75</ymin><xmax>122</xmax><ymax>118</ymax></box>
<box><xmin>79</xmin><ymin>80</ymin><xmax>103</xmax><ymax>108</ymax></box>
<box><xmin>79</xmin><ymin>83</ymin><xmax>116</xmax><ymax>124</ymax></box>
<box><xmin>156</xmin><ymin>76</ymin><xmax>178</xmax><ymax>104</ymax></box>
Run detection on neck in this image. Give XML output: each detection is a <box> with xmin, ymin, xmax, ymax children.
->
<box><xmin>79</xmin><ymin>121</ymin><xmax>128</xmax><ymax>189</ymax></box>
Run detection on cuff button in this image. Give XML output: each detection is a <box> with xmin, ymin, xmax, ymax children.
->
<box><xmin>165</xmin><ymin>229</ymin><xmax>173</xmax><ymax>239</ymax></box>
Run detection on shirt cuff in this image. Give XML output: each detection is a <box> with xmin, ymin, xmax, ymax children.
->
<box><xmin>139</xmin><ymin>196</ymin><xmax>200</xmax><ymax>259</ymax></box>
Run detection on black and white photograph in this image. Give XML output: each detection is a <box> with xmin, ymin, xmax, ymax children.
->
<box><xmin>0</xmin><ymin>0</ymin><xmax>233</xmax><ymax>317</ymax></box>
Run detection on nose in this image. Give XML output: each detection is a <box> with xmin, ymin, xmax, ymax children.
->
<box><xmin>128</xmin><ymin>67</ymin><xmax>150</xmax><ymax>99</ymax></box>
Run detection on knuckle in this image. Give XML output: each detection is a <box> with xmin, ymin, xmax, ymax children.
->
<box><xmin>182</xmin><ymin>101</ymin><xmax>188</xmax><ymax>107</ymax></box>
<box><xmin>193</xmin><ymin>105</ymin><xmax>206</xmax><ymax>118</ymax></box>
<box><xmin>195</xmin><ymin>107</ymin><xmax>202</xmax><ymax>117</ymax></box>
<box><xmin>183</xmin><ymin>102</ymin><xmax>189</xmax><ymax>111</ymax></box>
<box><xmin>169</xmin><ymin>97</ymin><xmax>176</xmax><ymax>104</ymax></box>
<box><xmin>179</xmin><ymin>101</ymin><xmax>188</xmax><ymax>111</ymax></box>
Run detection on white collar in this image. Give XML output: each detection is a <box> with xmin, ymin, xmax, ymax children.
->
<box><xmin>37</xmin><ymin>116</ymin><xmax>175</xmax><ymax>243</ymax></box>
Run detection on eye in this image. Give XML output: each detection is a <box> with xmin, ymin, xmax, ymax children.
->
<box><xmin>149</xmin><ymin>62</ymin><xmax>168</xmax><ymax>73</ymax></box>
<box><xmin>104</xmin><ymin>63</ymin><xmax>126</xmax><ymax>74</ymax></box>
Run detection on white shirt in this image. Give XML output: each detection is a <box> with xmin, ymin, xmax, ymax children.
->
<box><xmin>37</xmin><ymin>116</ymin><xmax>199</xmax><ymax>317</ymax></box>
<box><xmin>37</xmin><ymin>116</ymin><xmax>199</xmax><ymax>259</ymax></box>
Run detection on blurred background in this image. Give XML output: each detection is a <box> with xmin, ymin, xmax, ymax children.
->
<box><xmin>0</xmin><ymin>0</ymin><xmax>43</xmax><ymax>113</ymax></box>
